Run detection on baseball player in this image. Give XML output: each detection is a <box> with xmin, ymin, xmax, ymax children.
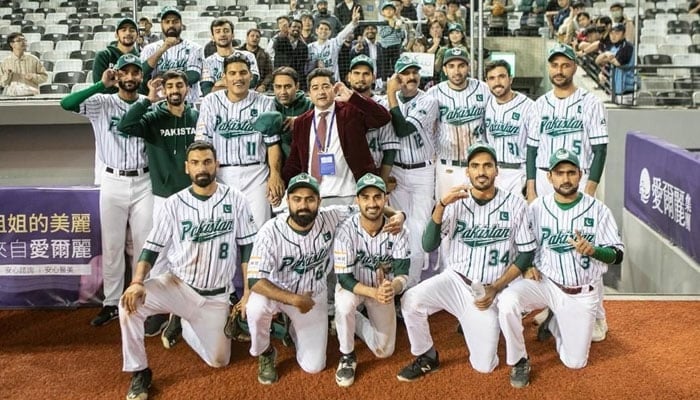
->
<box><xmin>196</xmin><ymin>54</ymin><xmax>284</xmax><ymax>228</ymax></box>
<box><xmin>346</xmin><ymin>55</ymin><xmax>400</xmax><ymax>186</ymax></box>
<box><xmin>93</xmin><ymin>18</ymin><xmax>140</xmax><ymax>95</ymax></box>
<box><xmin>200</xmin><ymin>18</ymin><xmax>261</xmax><ymax>96</ymax></box>
<box><xmin>525</xmin><ymin>44</ymin><xmax>609</xmax><ymax>341</ymax></box>
<box><xmin>333</xmin><ymin>173</ymin><xmax>410</xmax><ymax>387</ymax></box>
<box><xmin>306</xmin><ymin>7</ymin><xmax>360</xmax><ymax>80</ymax></box>
<box><xmin>118</xmin><ymin>69</ymin><xmax>198</xmax><ymax>340</ymax></box>
<box><xmin>59</xmin><ymin>54</ymin><xmax>152</xmax><ymax>327</ymax></box>
<box><xmin>140</xmin><ymin>6</ymin><xmax>203</xmax><ymax>104</ymax></box>
<box><xmin>498</xmin><ymin>148</ymin><xmax>624</xmax><ymax>388</ymax></box>
<box><xmin>119</xmin><ymin>141</ymin><xmax>258</xmax><ymax>400</ymax></box>
<box><xmin>427</xmin><ymin>47</ymin><xmax>491</xmax><ymax>199</ymax></box>
<box><xmin>397</xmin><ymin>143</ymin><xmax>536</xmax><ymax>382</ymax></box>
<box><xmin>483</xmin><ymin>59</ymin><xmax>533</xmax><ymax>196</ymax></box>
<box><xmin>386</xmin><ymin>54</ymin><xmax>439</xmax><ymax>287</ymax></box>
<box><xmin>246</xmin><ymin>173</ymin><xmax>405</xmax><ymax>384</ymax></box>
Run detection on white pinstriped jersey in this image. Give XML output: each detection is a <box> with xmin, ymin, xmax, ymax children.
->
<box><xmin>140</xmin><ymin>39</ymin><xmax>204</xmax><ymax>103</ymax></box>
<box><xmin>306</xmin><ymin>22</ymin><xmax>356</xmax><ymax>80</ymax></box>
<box><xmin>78</xmin><ymin>93</ymin><xmax>148</xmax><ymax>170</ymax></box>
<box><xmin>367</xmin><ymin>95</ymin><xmax>400</xmax><ymax>168</ymax></box>
<box><xmin>333</xmin><ymin>214</ymin><xmax>410</xmax><ymax>287</ymax></box>
<box><xmin>440</xmin><ymin>189</ymin><xmax>536</xmax><ymax>284</ymax></box>
<box><xmin>529</xmin><ymin>193</ymin><xmax>623</xmax><ymax>286</ymax></box>
<box><xmin>247</xmin><ymin>205</ymin><xmax>355</xmax><ymax>295</ymax></box>
<box><xmin>142</xmin><ymin>183</ymin><xmax>258</xmax><ymax>290</ymax></box>
<box><xmin>483</xmin><ymin>92</ymin><xmax>534</xmax><ymax>165</ymax></box>
<box><xmin>394</xmin><ymin>90</ymin><xmax>439</xmax><ymax>164</ymax></box>
<box><xmin>201</xmin><ymin>50</ymin><xmax>260</xmax><ymax>84</ymax></box>
<box><xmin>196</xmin><ymin>90</ymin><xmax>277</xmax><ymax>165</ymax></box>
<box><xmin>427</xmin><ymin>79</ymin><xmax>491</xmax><ymax>161</ymax></box>
<box><xmin>527</xmin><ymin>88</ymin><xmax>608</xmax><ymax>170</ymax></box>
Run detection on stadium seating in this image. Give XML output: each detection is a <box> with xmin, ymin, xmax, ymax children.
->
<box><xmin>39</xmin><ymin>83</ymin><xmax>70</xmax><ymax>94</ymax></box>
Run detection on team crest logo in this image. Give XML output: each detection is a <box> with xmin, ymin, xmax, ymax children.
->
<box><xmin>323</xmin><ymin>232</ymin><xmax>332</xmax><ymax>242</ymax></box>
<box><xmin>584</xmin><ymin>218</ymin><xmax>594</xmax><ymax>227</ymax></box>
<box><xmin>500</xmin><ymin>212</ymin><xmax>509</xmax><ymax>221</ymax></box>
<box><xmin>512</xmin><ymin>112</ymin><xmax>520</xmax><ymax>121</ymax></box>
<box><xmin>476</xmin><ymin>94</ymin><xmax>483</xmax><ymax>101</ymax></box>
<box><xmin>223</xmin><ymin>204</ymin><xmax>231</xmax><ymax>213</ymax></box>
<box><xmin>251</xmin><ymin>109</ymin><xmax>258</xmax><ymax>117</ymax></box>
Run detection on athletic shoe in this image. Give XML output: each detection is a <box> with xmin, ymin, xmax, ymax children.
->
<box><xmin>335</xmin><ymin>353</ymin><xmax>357</xmax><ymax>387</ymax></box>
<box><xmin>510</xmin><ymin>358</ymin><xmax>530</xmax><ymax>388</ymax></box>
<box><xmin>144</xmin><ymin>314</ymin><xmax>169</xmax><ymax>337</ymax></box>
<box><xmin>396</xmin><ymin>351</ymin><xmax>440</xmax><ymax>382</ymax></box>
<box><xmin>258</xmin><ymin>347</ymin><xmax>278</xmax><ymax>385</ymax></box>
<box><xmin>591</xmin><ymin>318</ymin><xmax>608</xmax><ymax>342</ymax></box>
<box><xmin>161</xmin><ymin>315</ymin><xmax>182</xmax><ymax>349</ymax></box>
<box><xmin>126</xmin><ymin>368</ymin><xmax>152</xmax><ymax>400</ymax></box>
<box><xmin>537</xmin><ymin>309</ymin><xmax>554</xmax><ymax>342</ymax></box>
<box><xmin>90</xmin><ymin>305</ymin><xmax>118</xmax><ymax>326</ymax></box>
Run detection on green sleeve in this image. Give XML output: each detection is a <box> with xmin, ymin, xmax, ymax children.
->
<box><xmin>200</xmin><ymin>81</ymin><xmax>214</xmax><ymax>96</ymax></box>
<box><xmin>59</xmin><ymin>81</ymin><xmax>106</xmax><ymax>112</ymax></box>
<box><xmin>186</xmin><ymin>70</ymin><xmax>201</xmax><ymax>86</ymax></box>
<box><xmin>591</xmin><ymin>246</ymin><xmax>619</xmax><ymax>264</ymax></box>
<box><xmin>117</xmin><ymin>98</ymin><xmax>151</xmax><ymax>138</ymax></box>
<box><xmin>390</xmin><ymin>107</ymin><xmax>418</xmax><ymax>137</ymax></box>
<box><xmin>513</xmin><ymin>250</ymin><xmax>535</xmax><ymax>272</ymax></box>
<box><xmin>92</xmin><ymin>52</ymin><xmax>109</xmax><ymax>90</ymax></box>
<box><xmin>138</xmin><ymin>249</ymin><xmax>159</xmax><ymax>265</ymax></box>
<box><xmin>526</xmin><ymin>145</ymin><xmax>538</xmax><ymax>180</ymax></box>
<box><xmin>588</xmin><ymin>144</ymin><xmax>607</xmax><ymax>183</ymax></box>
<box><xmin>337</xmin><ymin>272</ymin><xmax>360</xmax><ymax>292</ymax></box>
<box><xmin>141</xmin><ymin>61</ymin><xmax>154</xmax><ymax>79</ymax></box>
<box><xmin>248</xmin><ymin>277</ymin><xmax>260</xmax><ymax>289</ymax></box>
<box><xmin>391</xmin><ymin>258</ymin><xmax>410</xmax><ymax>276</ymax></box>
<box><xmin>380</xmin><ymin>149</ymin><xmax>397</xmax><ymax>166</ymax></box>
<box><xmin>240</xmin><ymin>243</ymin><xmax>253</xmax><ymax>263</ymax></box>
<box><xmin>422</xmin><ymin>219</ymin><xmax>442</xmax><ymax>252</ymax></box>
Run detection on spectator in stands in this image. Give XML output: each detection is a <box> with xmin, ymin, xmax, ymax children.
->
<box><xmin>575</xmin><ymin>25</ymin><xmax>603</xmax><ymax>58</ymax></box>
<box><xmin>379</xmin><ymin>1</ymin><xmax>409</xmax><ymax>75</ymax></box>
<box><xmin>558</xmin><ymin>1</ymin><xmax>586</xmax><ymax>44</ymax></box>
<box><xmin>351</xmin><ymin>23</ymin><xmax>391</xmax><ymax>82</ymax></box>
<box><xmin>272</xmin><ymin>66</ymin><xmax>313</xmax><ymax>159</ymax></box>
<box><xmin>484</xmin><ymin>0</ymin><xmax>516</xmax><ymax>37</ymax></box>
<box><xmin>446</xmin><ymin>0</ymin><xmax>467</xmax><ymax>31</ymax></box>
<box><xmin>137</xmin><ymin>17</ymin><xmax>160</xmax><ymax>50</ymax></box>
<box><xmin>426</xmin><ymin>20</ymin><xmax>448</xmax><ymax>54</ymax></box>
<box><xmin>573</xmin><ymin>11</ymin><xmax>592</xmax><ymax>42</ymax></box>
<box><xmin>519</xmin><ymin>0</ymin><xmax>548</xmax><ymax>31</ymax></box>
<box><xmin>419</xmin><ymin>0</ymin><xmax>438</xmax><ymax>38</ymax></box>
<box><xmin>141</xmin><ymin>6</ymin><xmax>204</xmax><ymax>104</ymax></box>
<box><xmin>266</xmin><ymin>16</ymin><xmax>291</xmax><ymax>65</ymax></box>
<box><xmin>273</xmin><ymin>19</ymin><xmax>309</xmax><ymax>90</ymax></box>
<box><xmin>0</xmin><ymin>32</ymin><xmax>47</xmax><ymax>95</ymax></box>
<box><xmin>595</xmin><ymin>23</ymin><xmax>635</xmax><ymax>97</ymax></box>
<box><xmin>239</xmin><ymin>28</ymin><xmax>274</xmax><ymax>93</ymax></box>
<box><xmin>94</xmin><ymin>18</ymin><xmax>140</xmax><ymax>93</ymax></box>
<box><xmin>307</xmin><ymin>9</ymin><xmax>360</xmax><ymax>80</ymax></box>
<box><xmin>394</xmin><ymin>0</ymin><xmax>418</xmax><ymax>50</ymax></box>
<box><xmin>546</xmin><ymin>0</ymin><xmax>571</xmax><ymax>37</ymax></box>
<box><xmin>300</xmin><ymin>12</ymin><xmax>318</xmax><ymax>44</ymax></box>
<box><xmin>595</xmin><ymin>16</ymin><xmax>613</xmax><ymax>52</ymax></box>
<box><xmin>313</xmin><ymin>0</ymin><xmax>343</xmax><ymax>36</ymax></box>
<box><xmin>434</xmin><ymin>23</ymin><xmax>469</xmax><ymax>80</ymax></box>
<box><xmin>608</xmin><ymin>3</ymin><xmax>635</xmax><ymax>43</ymax></box>
<box><xmin>336</xmin><ymin>0</ymin><xmax>365</xmax><ymax>26</ymax></box>
<box><xmin>690</xmin><ymin>0</ymin><xmax>700</xmax><ymax>14</ymax></box>
<box><xmin>401</xmin><ymin>0</ymin><xmax>419</xmax><ymax>21</ymax></box>
<box><xmin>288</xmin><ymin>0</ymin><xmax>305</xmax><ymax>20</ymax></box>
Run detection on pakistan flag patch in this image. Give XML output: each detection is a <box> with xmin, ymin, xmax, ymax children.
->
<box><xmin>500</xmin><ymin>211</ymin><xmax>509</xmax><ymax>221</ymax></box>
<box><xmin>223</xmin><ymin>204</ymin><xmax>232</xmax><ymax>213</ymax></box>
<box><xmin>512</xmin><ymin>112</ymin><xmax>520</xmax><ymax>120</ymax></box>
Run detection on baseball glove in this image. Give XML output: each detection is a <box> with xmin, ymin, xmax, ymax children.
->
<box><xmin>224</xmin><ymin>308</ymin><xmax>251</xmax><ymax>342</ymax></box>
<box><xmin>492</xmin><ymin>2</ymin><xmax>506</xmax><ymax>17</ymax></box>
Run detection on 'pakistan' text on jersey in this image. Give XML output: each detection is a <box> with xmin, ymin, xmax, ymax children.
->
<box><xmin>333</xmin><ymin>213</ymin><xmax>410</xmax><ymax>287</ymax></box>
<box><xmin>196</xmin><ymin>90</ymin><xmax>277</xmax><ymax>165</ymax></box>
<box><xmin>483</xmin><ymin>92</ymin><xmax>533</xmax><ymax>165</ymax></box>
<box><xmin>529</xmin><ymin>193</ymin><xmax>623</xmax><ymax>286</ymax></box>
<box><xmin>527</xmin><ymin>88</ymin><xmax>608</xmax><ymax>170</ymax></box>
<box><xmin>79</xmin><ymin>93</ymin><xmax>148</xmax><ymax>170</ymax></box>
<box><xmin>140</xmin><ymin>39</ymin><xmax>204</xmax><ymax>103</ymax></box>
<box><xmin>394</xmin><ymin>90</ymin><xmax>439</xmax><ymax>164</ymax></box>
<box><xmin>366</xmin><ymin>95</ymin><xmax>400</xmax><ymax>168</ymax></box>
<box><xmin>440</xmin><ymin>189</ymin><xmax>536</xmax><ymax>284</ymax></box>
<box><xmin>427</xmin><ymin>79</ymin><xmax>491</xmax><ymax>161</ymax></box>
<box><xmin>247</xmin><ymin>205</ymin><xmax>355</xmax><ymax>295</ymax></box>
<box><xmin>142</xmin><ymin>184</ymin><xmax>258</xmax><ymax>290</ymax></box>
<box><xmin>201</xmin><ymin>50</ymin><xmax>260</xmax><ymax>85</ymax></box>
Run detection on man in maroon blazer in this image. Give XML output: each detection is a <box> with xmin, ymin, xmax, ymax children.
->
<box><xmin>283</xmin><ymin>67</ymin><xmax>391</xmax><ymax>205</ymax></box>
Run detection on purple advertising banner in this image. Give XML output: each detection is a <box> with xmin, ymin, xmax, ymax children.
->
<box><xmin>624</xmin><ymin>132</ymin><xmax>699</xmax><ymax>263</ymax></box>
<box><xmin>0</xmin><ymin>187</ymin><xmax>102</xmax><ymax>308</ymax></box>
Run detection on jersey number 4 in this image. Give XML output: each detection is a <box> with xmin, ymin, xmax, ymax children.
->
<box><xmin>488</xmin><ymin>250</ymin><xmax>509</xmax><ymax>266</ymax></box>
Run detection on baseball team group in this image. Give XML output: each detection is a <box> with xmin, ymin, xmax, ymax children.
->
<box><xmin>56</xmin><ymin>7</ymin><xmax>624</xmax><ymax>399</ymax></box>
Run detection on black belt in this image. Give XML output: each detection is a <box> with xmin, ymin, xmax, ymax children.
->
<box><xmin>220</xmin><ymin>161</ymin><xmax>262</xmax><ymax>167</ymax></box>
<box><xmin>440</xmin><ymin>159</ymin><xmax>468</xmax><ymax>167</ymax></box>
<box><xmin>498</xmin><ymin>162</ymin><xmax>522</xmax><ymax>169</ymax></box>
<box><xmin>105</xmin><ymin>166</ymin><xmax>149</xmax><ymax>177</ymax></box>
<box><xmin>394</xmin><ymin>161</ymin><xmax>430</xmax><ymax>169</ymax></box>
<box><xmin>190</xmin><ymin>285</ymin><xmax>227</xmax><ymax>297</ymax></box>
<box><xmin>455</xmin><ymin>271</ymin><xmax>474</xmax><ymax>286</ymax></box>
<box><xmin>549</xmin><ymin>278</ymin><xmax>594</xmax><ymax>295</ymax></box>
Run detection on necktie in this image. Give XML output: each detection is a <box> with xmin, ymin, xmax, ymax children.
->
<box><xmin>310</xmin><ymin>111</ymin><xmax>329</xmax><ymax>182</ymax></box>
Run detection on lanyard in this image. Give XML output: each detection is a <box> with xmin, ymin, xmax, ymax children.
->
<box><xmin>312</xmin><ymin>108</ymin><xmax>336</xmax><ymax>153</ymax></box>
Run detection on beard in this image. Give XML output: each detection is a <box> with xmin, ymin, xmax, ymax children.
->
<box><xmin>554</xmin><ymin>182</ymin><xmax>579</xmax><ymax>197</ymax></box>
<box><xmin>360</xmin><ymin>206</ymin><xmax>383</xmax><ymax>221</ymax></box>
<box><xmin>549</xmin><ymin>73</ymin><xmax>573</xmax><ymax>88</ymax></box>
<box><xmin>164</xmin><ymin>27</ymin><xmax>181</xmax><ymax>38</ymax></box>
<box><xmin>350</xmin><ymin>82</ymin><xmax>370</xmax><ymax>93</ymax></box>
<box><xmin>470</xmin><ymin>175</ymin><xmax>494</xmax><ymax>191</ymax></box>
<box><xmin>192</xmin><ymin>172</ymin><xmax>215</xmax><ymax>188</ymax></box>
<box><xmin>167</xmin><ymin>93</ymin><xmax>184</xmax><ymax>106</ymax></box>
<box><xmin>117</xmin><ymin>80</ymin><xmax>140</xmax><ymax>93</ymax></box>
<box><xmin>289</xmin><ymin>207</ymin><xmax>318</xmax><ymax>227</ymax></box>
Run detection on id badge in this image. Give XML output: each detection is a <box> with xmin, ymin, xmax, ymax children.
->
<box><xmin>319</xmin><ymin>153</ymin><xmax>336</xmax><ymax>176</ymax></box>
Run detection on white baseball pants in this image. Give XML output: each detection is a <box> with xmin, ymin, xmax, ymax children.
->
<box><xmin>495</xmin><ymin>166</ymin><xmax>526</xmax><ymax>197</ymax></box>
<box><xmin>217</xmin><ymin>164</ymin><xmax>271</xmax><ymax>229</ymax></box>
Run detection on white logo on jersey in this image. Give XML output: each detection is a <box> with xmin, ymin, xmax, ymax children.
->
<box><xmin>540</xmin><ymin>116</ymin><xmax>584</xmax><ymax>136</ymax></box>
<box><xmin>541</xmin><ymin>228</ymin><xmax>595</xmax><ymax>253</ymax></box>
<box><xmin>439</xmin><ymin>105</ymin><xmax>485</xmax><ymax>125</ymax></box>
<box><xmin>639</xmin><ymin>167</ymin><xmax>651</xmax><ymax>204</ymax></box>
<box><xmin>181</xmin><ymin>218</ymin><xmax>234</xmax><ymax>242</ymax></box>
<box><xmin>161</xmin><ymin>127</ymin><xmax>196</xmax><ymax>137</ymax></box>
<box><xmin>485</xmin><ymin>118</ymin><xmax>520</xmax><ymax>137</ymax></box>
<box><xmin>452</xmin><ymin>222</ymin><xmax>511</xmax><ymax>247</ymax></box>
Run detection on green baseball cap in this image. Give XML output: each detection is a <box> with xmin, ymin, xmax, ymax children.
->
<box><xmin>349</xmin><ymin>55</ymin><xmax>375</xmax><ymax>73</ymax></box>
<box><xmin>252</xmin><ymin>111</ymin><xmax>283</xmax><ymax>137</ymax></box>
<box><xmin>116</xmin><ymin>18</ymin><xmax>137</xmax><ymax>30</ymax></box>
<box><xmin>381</xmin><ymin>1</ymin><xmax>396</xmax><ymax>10</ymax></box>
<box><xmin>467</xmin><ymin>143</ymin><xmax>498</xmax><ymax>164</ymax></box>
<box><xmin>115</xmin><ymin>54</ymin><xmax>142</xmax><ymax>70</ymax></box>
<box><xmin>394</xmin><ymin>55</ymin><xmax>421</xmax><ymax>73</ymax></box>
<box><xmin>356</xmin><ymin>173</ymin><xmax>387</xmax><ymax>195</ymax></box>
<box><xmin>548</xmin><ymin>43</ymin><xmax>576</xmax><ymax>62</ymax></box>
<box><xmin>447</xmin><ymin>23</ymin><xmax>464</xmax><ymax>33</ymax></box>
<box><xmin>160</xmin><ymin>5</ymin><xmax>182</xmax><ymax>19</ymax></box>
<box><xmin>423</xmin><ymin>0</ymin><xmax>437</xmax><ymax>5</ymax></box>
<box><xmin>548</xmin><ymin>148</ymin><xmax>581</xmax><ymax>170</ymax></box>
<box><xmin>442</xmin><ymin>47</ymin><xmax>469</xmax><ymax>66</ymax></box>
<box><xmin>288</xmin><ymin>173</ymin><xmax>320</xmax><ymax>195</ymax></box>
